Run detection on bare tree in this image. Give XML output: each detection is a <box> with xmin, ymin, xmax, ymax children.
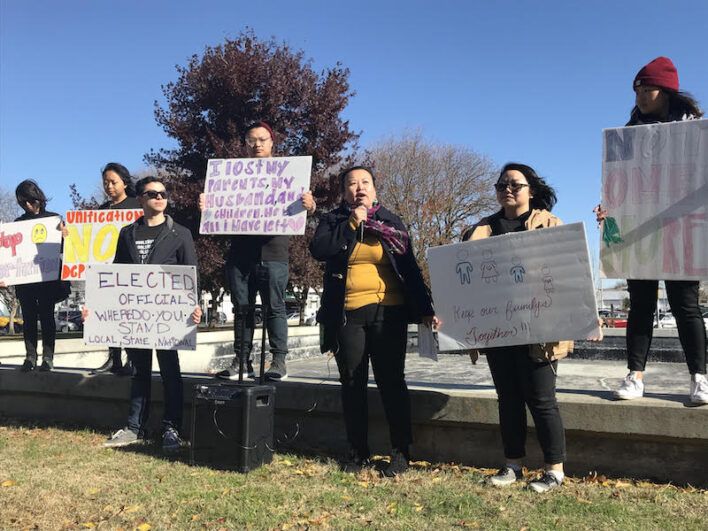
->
<box><xmin>371</xmin><ymin>131</ymin><xmax>498</xmax><ymax>281</ymax></box>
<box><xmin>0</xmin><ymin>186</ymin><xmax>22</xmax><ymax>333</ymax></box>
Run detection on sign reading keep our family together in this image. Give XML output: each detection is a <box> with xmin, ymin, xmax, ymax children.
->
<box><xmin>0</xmin><ymin>216</ymin><xmax>63</xmax><ymax>286</ymax></box>
<box><xmin>427</xmin><ymin>223</ymin><xmax>601</xmax><ymax>350</ymax></box>
<box><xmin>61</xmin><ymin>209</ymin><xmax>144</xmax><ymax>280</ymax></box>
<box><xmin>84</xmin><ymin>264</ymin><xmax>198</xmax><ymax>351</ymax></box>
<box><xmin>199</xmin><ymin>156</ymin><xmax>312</xmax><ymax>236</ymax></box>
<box><xmin>600</xmin><ymin>119</ymin><xmax>708</xmax><ymax>280</ymax></box>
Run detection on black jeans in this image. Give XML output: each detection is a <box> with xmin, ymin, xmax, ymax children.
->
<box><xmin>17</xmin><ymin>288</ymin><xmax>56</xmax><ymax>363</ymax></box>
<box><xmin>486</xmin><ymin>346</ymin><xmax>565</xmax><ymax>464</ymax></box>
<box><xmin>226</xmin><ymin>260</ymin><xmax>288</xmax><ymax>361</ymax></box>
<box><xmin>627</xmin><ymin>280</ymin><xmax>706</xmax><ymax>374</ymax></box>
<box><xmin>126</xmin><ymin>349</ymin><xmax>183</xmax><ymax>436</ymax></box>
<box><xmin>334</xmin><ymin>304</ymin><xmax>411</xmax><ymax>457</ymax></box>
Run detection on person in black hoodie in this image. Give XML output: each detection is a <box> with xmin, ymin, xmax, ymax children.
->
<box><xmin>309</xmin><ymin>166</ymin><xmax>438</xmax><ymax>477</ymax></box>
<box><xmin>85</xmin><ymin>175</ymin><xmax>202</xmax><ymax>452</ymax></box>
<box><xmin>89</xmin><ymin>162</ymin><xmax>141</xmax><ymax>376</ymax></box>
<box><xmin>6</xmin><ymin>180</ymin><xmax>66</xmax><ymax>372</ymax></box>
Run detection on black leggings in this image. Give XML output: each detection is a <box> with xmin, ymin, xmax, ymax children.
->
<box><xmin>334</xmin><ymin>304</ymin><xmax>411</xmax><ymax>457</ymax></box>
<box><xmin>17</xmin><ymin>288</ymin><xmax>56</xmax><ymax>363</ymax></box>
<box><xmin>486</xmin><ymin>346</ymin><xmax>565</xmax><ymax>465</ymax></box>
<box><xmin>627</xmin><ymin>280</ymin><xmax>706</xmax><ymax>374</ymax></box>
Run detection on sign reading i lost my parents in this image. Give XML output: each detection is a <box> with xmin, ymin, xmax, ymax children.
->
<box><xmin>426</xmin><ymin>223</ymin><xmax>601</xmax><ymax>351</ymax></box>
<box><xmin>0</xmin><ymin>216</ymin><xmax>62</xmax><ymax>286</ymax></box>
<box><xmin>600</xmin><ymin>119</ymin><xmax>708</xmax><ymax>280</ymax></box>
<box><xmin>199</xmin><ymin>156</ymin><xmax>313</xmax><ymax>236</ymax></box>
<box><xmin>84</xmin><ymin>264</ymin><xmax>198</xmax><ymax>350</ymax></box>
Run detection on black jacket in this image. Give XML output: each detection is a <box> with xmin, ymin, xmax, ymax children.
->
<box><xmin>309</xmin><ymin>204</ymin><xmax>434</xmax><ymax>327</ymax></box>
<box><xmin>114</xmin><ymin>215</ymin><xmax>198</xmax><ymax>270</ymax></box>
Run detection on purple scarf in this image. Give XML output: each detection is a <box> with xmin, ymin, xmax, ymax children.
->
<box><xmin>344</xmin><ymin>202</ymin><xmax>409</xmax><ymax>255</ymax></box>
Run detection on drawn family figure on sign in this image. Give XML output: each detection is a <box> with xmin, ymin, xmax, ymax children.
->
<box><xmin>509</xmin><ymin>257</ymin><xmax>526</xmax><ymax>284</ymax></box>
<box><xmin>541</xmin><ymin>265</ymin><xmax>554</xmax><ymax>296</ymax></box>
<box><xmin>455</xmin><ymin>249</ymin><xmax>474</xmax><ymax>285</ymax></box>
<box><xmin>480</xmin><ymin>249</ymin><xmax>499</xmax><ymax>283</ymax></box>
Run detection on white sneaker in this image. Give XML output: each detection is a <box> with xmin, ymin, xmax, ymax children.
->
<box><xmin>614</xmin><ymin>372</ymin><xmax>644</xmax><ymax>400</ymax></box>
<box><xmin>689</xmin><ymin>374</ymin><xmax>708</xmax><ymax>405</ymax></box>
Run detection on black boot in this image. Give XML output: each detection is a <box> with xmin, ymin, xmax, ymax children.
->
<box><xmin>382</xmin><ymin>448</ymin><xmax>410</xmax><ymax>477</ymax></box>
<box><xmin>39</xmin><ymin>357</ymin><xmax>54</xmax><ymax>371</ymax></box>
<box><xmin>89</xmin><ymin>356</ymin><xmax>114</xmax><ymax>375</ymax></box>
<box><xmin>19</xmin><ymin>358</ymin><xmax>36</xmax><ymax>372</ymax></box>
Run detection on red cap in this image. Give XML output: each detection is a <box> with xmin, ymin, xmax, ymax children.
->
<box><xmin>633</xmin><ymin>57</ymin><xmax>679</xmax><ymax>92</ymax></box>
<box><xmin>246</xmin><ymin>121</ymin><xmax>275</xmax><ymax>142</ymax></box>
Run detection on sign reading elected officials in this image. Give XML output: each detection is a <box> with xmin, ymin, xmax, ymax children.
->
<box><xmin>84</xmin><ymin>264</ymin><xmax>198</xmax><ymax>351</ymax></box>
<box><xmin>426</xmin><ymin>223</ymin><xmax>601</xmax><ymax>351</ymax></box>
<box><xmin>62</xmin><ymin>209</ymin><xmax>144</xmax><ymax>280</ymax></box>
<box><xmin>0</xmin><ymin>216</ymin><xmax>62</xmax><ymax>286</ymax></box>
<box><xmin>600</xmin><ymin>119</ymin><xmax>708</xmax><ymax>280</ymax></box>
<box><xmin>199</xmin><ymin>156</ymin><xmax>312</xmax><ymax>236</ymax></box>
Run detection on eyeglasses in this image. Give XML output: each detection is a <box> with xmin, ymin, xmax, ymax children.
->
<box><xmin>142</xmin><ymin>190</ymin><xmax>168</xmax><ymax>200</ymax></box>
<box><xmin>494</xmin><ymin>182</ymin><xmax>529</xmax><ymax>193</ymax></box>
<box><xmin>245</xmin><ymin>136</ymin><xmax>272</xmax><ymax>147</ymax></box>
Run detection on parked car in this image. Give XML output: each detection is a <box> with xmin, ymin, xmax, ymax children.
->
<box><xmin>602</xmin><ymin>311</ymin><xmax>628</xmax><ymax>328</ymax></box>
<box><xmin>55</xmin><ymin>310</ymin><xmax>83</xmax><ymax>332</ymax></box>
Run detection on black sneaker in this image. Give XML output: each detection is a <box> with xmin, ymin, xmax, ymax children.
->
<box><xmin>19</xmin><ymin>359</ymin><xmax>36</xmax><ymax>372</ymax></box>
<box><xmin>489</xmin><ymin>466</ymin><xmax>523</xmax><ymax>487</ymax></box>
<box><xmin>162</xmin><ymin>427</ymin><xmax>183</xmax><ymax>454</ymax></box>
<box><xmin>340</xmin><ymin>448</ymin><xmax>370</xmax><ymax>473</ymax></box>
<box><xmin>264</xmin><ymin>357</ymin><xmax>287</xmax><ymax>381</ymax></box>
<box><xmin>528</xmin><ymin>472</ymin><xmax>563</xmax><ymax>493</ymax></box>
<box><xmin>89</xmin><ymin>358</ymin><xmax>115</xmax><ymax>375</ymax></box>
<box><xmin>114</xmin><ymin>363</ymin><xmax>134</xmax><ymax>377</ymax></box>
<box><xmin>382</xmin><ymin>448</ymin><xmax>409</xmax><ymax>477</ymax></box>
<box><xmin>39</xmin><ymin>359</ymin><xmax>54</xmax><ymax>372</ymax></box>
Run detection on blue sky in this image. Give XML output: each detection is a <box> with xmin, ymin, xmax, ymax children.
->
<box><xmin>2</xmin><ymin>0</ymin><xmax>707</xmax><ymax>273</ymax></box>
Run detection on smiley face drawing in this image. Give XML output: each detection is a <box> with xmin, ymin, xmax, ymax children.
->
<box><xmin>31</xmin><ymin>223</ymin><xmax>48</xmax><ymax>244</ymax></box>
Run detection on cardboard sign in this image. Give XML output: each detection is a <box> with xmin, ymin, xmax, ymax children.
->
<box><xmin>427</xmin><ymin>223</ymin><xmax>601</xmax><ymax>350</ymax></box>
<box><xmin>0</xmin><ymin>216</ymin><xmax>62</xmax><ymax>286</ymax></box>
<box><xmin>84</xmin><ymin>264</ymin><xmax>198</xmax><ymax>350</ymax></box>
<box><xmin>600</xmin><ymin>119</ymin><xmax>708</xmax><ymax>280</ymax></box>
<box><xmin>62</xmin><ymin>209</ymin><xmax>144</xmax><ymax>280</ymax></box>
<box><xmin>199</xmin><ymin>156</ymin><xmax>312</xmax><ymax>235</ymax></box>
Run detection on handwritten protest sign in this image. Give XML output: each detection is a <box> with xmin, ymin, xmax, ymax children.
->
<box><xmin>0</xmin><ymin>216</ymin><xmax>62</xmax><ymax>286</ymax></box>
<box><xmin>199</xmin><ymin>156</ymin><xmax>312</xmax><ymax>235</ymax></box>
<box><xmin>600</xmin><ymin>119</ymin><xmax>708</xmax><ymax>280</ymax></box>
<box><xmin>427</xmin><ymin>223</ymin><xmax>600</xmax><ymax>350</ymax></box>
<box><xmin>62</xmin><ymin>209</ymin><xmax>144</xmax><ymax>280</ymax></box>
<box><xmin>84</xmin><ymin>264</ymin><xmax>198</xmax><ymax>350</ymax></box>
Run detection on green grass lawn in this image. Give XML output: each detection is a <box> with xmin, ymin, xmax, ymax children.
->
<box><xmin>1</xmin><ymin>419</ymin><xmax>706</xmax><ymax>530</ymax></box>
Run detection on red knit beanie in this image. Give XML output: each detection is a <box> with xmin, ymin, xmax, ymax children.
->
<box><xmin>633</xmin><ymin>57</ymin><xmax>679</xmax><ymax>92</ymax></box>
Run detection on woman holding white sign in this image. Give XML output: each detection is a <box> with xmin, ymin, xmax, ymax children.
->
<box><xmin>310</xmin><ymin>166</ymin><xmax>438</xmax><ymax>477</ymax></box>
<box><xmin>462</xmin><ymin>163</ymin><xmax>570</xmax><ymax>493</ymax></box>
<box><xmin>596</xmin><ymin>57</ymin><xmax>707</xmax><ymax>404</ymax></box>
<box><xmin>9</xmin><ymin>180</ymin><xmax>69</xmax><ymax>372</ymax></box>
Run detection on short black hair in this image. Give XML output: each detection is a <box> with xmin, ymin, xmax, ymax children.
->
<box><xmin>135</xmin><ymin>176</ymin><xmax>164</xmax><ymax>196</ymax></box>
<box><xmin>15</xmin><ymin>179</ymin><xmax>48</xmax><ymax>212</ymax></box>
<box><xmin>102</xmin><ymin>162</ymin><xmax>136</xmax><ymax>197</ymax></box>
<box><xmin>498</xmin><ymin>163</ymin><xmax>557</xmax><ymax>211</ymax></box>
<box><xmin>338</xmin><ymin>165</ymin><xmax>377</xmax><ymax>193</ymax></box>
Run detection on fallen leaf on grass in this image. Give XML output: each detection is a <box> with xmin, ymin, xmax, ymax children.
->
<box><xmin>122</xmin><ymin>505</ymin><xmax>141</xmax><ymax>514</ymax></box>
<box><xmin>80</xmin><ymin>523</ymin><xmax>96</xmax><ymax>529</ymax></box>
<box><xmin>1</xmin><ymin>480</ymin><xmax>17</xmax><ymax>487</ymax></box>
<box><xmin>414</xmin><ymin>504</ymin><xmax>424</xmax><ymax>512</ymax></box>
<box><xmin>614</xmin><ymin>480</ymin><xmax>632</xmax><ymax>489</ymax></box>
<box><xmin>357</xmin><ymin>481</ymin><xmax>370</xmax><ymax>488</ymax></box>
<box><xmin>386</xmin><ymin>502</ymin><xmax>397</xmax><ymax>514</ymax></box>
<box><xmin>431</xmin><ymin>477</ymin><xmax>442</xmax><ymax>484</ymax></box>
<box><xmin>136</xmin><ymin>524</ymin><xmax>152</xmax><ymax>531</ymax></box>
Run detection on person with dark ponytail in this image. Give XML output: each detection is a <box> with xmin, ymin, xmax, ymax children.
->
<box><xmin>12</xmin><ymin>180</ymin><xmax>66</xmax><ymax>371</ymax></box>
<box><xmin>462</xmin><ymin>163</ymin><xmax>574</xmax><ymax>493</ymax></box>
<box><xmin>596</xmin><ymin>57</ymin><xmax>707</xmax><ymax>404</ymax></box>
<box><xmin>89</xmin><ymin>163</ymin><xmax>140</xmax><ymax>375</ymax></box>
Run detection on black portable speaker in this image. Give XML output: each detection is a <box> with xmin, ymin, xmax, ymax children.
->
<box><xmin>190</xmin><ymin>382</ymin><xmax>276</xmax><ymax>472</ymax></box>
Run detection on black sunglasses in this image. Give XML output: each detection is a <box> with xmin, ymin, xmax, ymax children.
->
<box><xmin>494</xmin><ymin>182</ymin><xmax>529</xmax><ymax>193</ymax></box>
<box><xmin>141</xmin><ymin>190</ymin><xmax>168</xmax><ymax>200</ymax></box>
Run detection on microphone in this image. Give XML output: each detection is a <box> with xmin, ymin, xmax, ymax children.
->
<box><xmin>355</xmin><ymin>198</ymin><xmax>365</xmax><ymax>242</ymax></box>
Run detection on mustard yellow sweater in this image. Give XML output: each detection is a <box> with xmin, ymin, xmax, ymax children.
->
<box><xmin>344</xmin><ymin>230</ymin><xmax>405</xmax><ymax>311</ymax></box>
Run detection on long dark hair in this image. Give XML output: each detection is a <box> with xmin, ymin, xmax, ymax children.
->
<box><xmin>15</xmin><ymin>179</ymin><xmax>48</xmax><ymax>212</ymax></box>
<box><xmin>628</xmin><ymin>90</ymin><xmax>703</xmax><ymax>125</ymax></box>
<box><xmin>498</xmin><ymin>163</ymin><xmax>557</xmax><ymax>212</ymax></box>
<box><xmin>102</xmin><ymin>162</ymin><xmax>136</xmax><ymax>197</ymax></box>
